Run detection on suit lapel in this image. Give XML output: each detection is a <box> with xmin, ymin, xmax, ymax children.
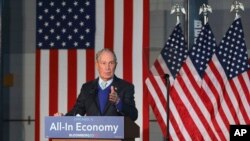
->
<box><xmin>91</xmin><ymin>78</ymin><xmax>102</xmax><ymax>115</ymax></box>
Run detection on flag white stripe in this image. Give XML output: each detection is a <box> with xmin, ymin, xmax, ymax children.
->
<box><xmin>58</xmin><ymin>50</ymin><xmax>68</xmax><ymax>113</ymax></box>
<box><xmin>94</xmin><ymin>0</ymin><xmax>105</xmax><ymax>77</ymax></box>
<box><xmin>158</xmin><ymin>56</ymin><xmax>171</xmax><ymax>75</ymax></box>
<box><xmin>145</xmin><ymin>78</ymin><xmax>166</xmax><ymax>119</ymax></box>
<box><xmin>151</xmin><ymin>65</ymin><xmax>160</xmax><ymax>77</ymax></box>
<box><xmin>77</xmin><ymin>50</ymin><xmax>87</xmax><ymax>96</ymax></box>
<box><xmin>133</xmin><ymin>0</ymin><xmax>143</xmax><ymax>134</ymax></box>
<box><xmin>214</xmin><ymin>113</ymin><xmax>228</xmax><ymax>140</ymax></box>
<box><xmin>40</xmin><ymin>50</ymin><xmax>50</xmax><ymax>141</ymax></box>
<box><xmin>169</xmin><ymin>123</ymin><xmax>179</xmax><ymax>141</ymax></box>
<box><xmin>114</xmin><ymin>0</ymin><xmax>124</xmax><ymax>78</ymax></box>
<box><xmin>169</xmin><ymin>92</ymin><xmax>191</xmax><ymax>141</ymax></box>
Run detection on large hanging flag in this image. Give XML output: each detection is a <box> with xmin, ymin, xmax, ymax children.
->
<box><xmin>169</xmin><ymin>23</ymin><xmax>217</xmax><ymax>141</ymax></box>
<box><xmin>145</xmin><ymin>23</ymin><xmax>188</xmax><ymax>138</ymax></box>
<box><xmin>35</xmin><ymin>0</ymin><xmax>149</xmax><ymax>141</ymax></box>
<box><xmin>36</xmin><ymin>0</ymin><xmax>95</xmax><ymax>49</ymax></box>
<box><xmin>199</xmin><ymin>17</ymin><xmax>250</xmax><ymax>141</ymax></box>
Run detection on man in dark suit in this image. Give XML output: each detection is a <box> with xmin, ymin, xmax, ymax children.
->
<box><xmin>55</xmin><ymin>48</ymin><xmax>138</xmax><ymax>121</ymax></box>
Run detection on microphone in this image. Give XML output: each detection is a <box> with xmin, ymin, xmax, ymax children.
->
<box><xmin>153</xmin><ymin>73</ymin><xmax>170</xmax><ymax>77</ymax></box>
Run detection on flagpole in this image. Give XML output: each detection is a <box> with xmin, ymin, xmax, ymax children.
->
<box><xmin>164</xmin><ymin>4</ymin><xmax>186</xmax><ymax>141</ymax></box>
<box><xmin>164</xmin><ymin>74</ymin><xmax>170</xmax><ymax>141</ymax></box>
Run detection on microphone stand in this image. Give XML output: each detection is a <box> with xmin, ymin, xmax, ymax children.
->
<box><xmin>164</xmin><ymin>74</ymin><xmax>170</xmax><ymax>141</ymax></box>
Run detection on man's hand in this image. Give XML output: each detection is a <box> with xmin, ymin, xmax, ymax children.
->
<box><xmin>109</xmin><ymin>86</ymin><xmax>120</xmax><ymax>104</ymax></box>
<box><xmin>54</xmin><ymin>113</ymin><xmax>64</xmax><ymax>116</ymax></box>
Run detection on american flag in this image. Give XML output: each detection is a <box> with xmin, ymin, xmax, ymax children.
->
<box><xmin>145</xmin><ymin>23</ymin><xmax>188</xmax><ymax>138</ymax></box>
<box><xmin>36</xmin><ymin>0</ymin><xmax>95</xmax><ymax>49</ymax></box>
<box><xmin>166</xmin><ymin>23</ymin><xmax>217</xmax><ymax>140</ymax></box>
<box><xmin>198</xmin><ymin>17</ymin><xmax>250</xmax><ymax>141</ymax></box>
<box><xmin>35</xmin><ymin>0</ymin><xmax>150</xmax><ymax>141</ymax></box>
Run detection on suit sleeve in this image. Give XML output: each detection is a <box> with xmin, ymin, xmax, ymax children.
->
<box><xmin>65</xmin><ymin>85</ymin><xmax>87</xmax><ymax>116</ymax></box>
<box><xmin>120</xmin><ymin>84</ymin><xmax>138</xmax><ymax>121</ymax></box>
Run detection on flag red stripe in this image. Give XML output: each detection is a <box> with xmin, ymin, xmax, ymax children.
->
<box><xmin>35</xmin><ymin>50</ymin><xmax>41</xmax><ymax>141</ymax></box>
<box><xmin>202</xmin><ymin>63</ymin><xmax>221</xmax><ymax>115</ymax></box>
<box><xmin>175</xmin><ymin>60</ymin><xmax>218</xmax><ymax>140</ymax></box>
<box><xmin>169</xmin><ymin>111</ymin><xmax>185</xmax><ymax>141</ymax></box>
<box><xmin>148</xmin><ymin>74</ymin><xmax>166</xmax><ymax>108</ymax></box>
<box><xmin>104</xmin><ymin>0</ymin><xmax>114</xmax><ymax>50</ymax></box>
<box><xmin>174</xmin><ymin>77</ymin><xmax>206</xmax><ymax>139</ymax></box>
<box><xmin>203</xmin><ymin>62</ymin><xmax>230</xmax><ymax>140</ymax></box>
<box><xmin>142</xmin><ymin>0</ymin><xmax>150</xmax><ymax>140</ymax></box>
<box><xmin>68</xmin><ymin>50</ymin><xmax>77</xmax><ymax>110</ymax></box>
<box><xmin>201</xmin><ymin>75</ymin><xmax>226</xmax><ymax>140</ymax></box>
<box><xmin>204</xmin><ymin>62</ymin><xmax>224</xmax><ymax>114</ymax></box>
<box><xmin>181</xmin><ymin>63</ymin><xmax>201</xmax><ymax>93</ymax></box>
<box><xmin>154</xmin><ymin>60</ymin><xmax>165</xmax><ymax>77</ymax></box>
<box><xmin>49</xmin><ymin>50</ymin><xmax>59</xmax><ymax>116</ymax></box>
<box><xmin>228</xmin><ymin>81</ymin><xmax>242</xmax><ymax>124</ymax></box>
<box><xmin>221</xmin><ymin>87</ymin><xmax>239</xmax><ymax>123</ymax></box>
<box><xmin>86</xmin><ymin>49</ymin><xmax>95</xmax><ymax>81</ymax></box>
<box><xmin>170</xmin><ymin>86</ymin><xmax>202</xmax><ymax>139</ymax></box>
<box><xmin>177</xmin><ymin>73</ymin><xmax>217</xmax><ymax>140</ymax></box>
<box><xmin>123</xmin><ymin>0</ymin><xmax>133</xmax><ymax>82</ymax></box>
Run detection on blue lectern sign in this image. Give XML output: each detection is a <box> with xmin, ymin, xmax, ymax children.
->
<box><xmin>45</xmin><ymin>116</ymin><xmax>124</xmax><ymax>139</ymax></box>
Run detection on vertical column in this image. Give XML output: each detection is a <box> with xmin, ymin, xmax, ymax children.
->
<box><xmin>0</xmin><ymin>0</ymin><xmax>2</xmax><ymax>139</ymax></box>
<box><xmin>0</xmin><ymin>0</ymin><xmax>10</xmax><ymax>140</ymax></box>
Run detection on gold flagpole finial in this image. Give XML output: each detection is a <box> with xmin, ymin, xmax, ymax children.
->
<box><xmin>230</xmin><ymin>1</ymin><xmax>244</xmax><ymax>19</ymax></box>
<box><xmin>199</xmin><ymin>4</ymin><xmax>212</xmax><ymax>24</ymax></box>
<box><xmin>170</xmin><ymin>4</ymin><xmax>186</xmax><ymax>25</ymax></box>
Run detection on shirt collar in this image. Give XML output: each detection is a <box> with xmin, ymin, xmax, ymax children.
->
<box><xmin>98</xmin><ymin>78</ymin><xmax>113</xmax><ymax>87</ymax></box>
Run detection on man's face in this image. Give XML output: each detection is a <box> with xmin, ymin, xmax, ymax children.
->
<box><xmin>96</xmin><ymin>51</ymin><xmax>117</xmax><ymax>81</ymax></box>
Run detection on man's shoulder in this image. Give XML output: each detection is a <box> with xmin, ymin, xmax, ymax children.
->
<box><xmin>81</xmin><ymin>79</ymin><xmax>98</xmax><ymax>88</ymax></box>
<box><xmin>114</xmin><ymin>76</ymin><xmax>134</xmax><ymax>86</ymax></box>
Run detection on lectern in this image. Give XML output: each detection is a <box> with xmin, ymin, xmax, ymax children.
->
<box><xmin>45</xmin><ymin>116</ymin><xmax>140</xmax><ymax>141</ymax></box>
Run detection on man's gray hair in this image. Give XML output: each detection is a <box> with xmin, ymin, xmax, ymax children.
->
<box><xmin>95</xmin><ymin>48</ymin><xmax>117</xmax><ymax>62</ymax></box>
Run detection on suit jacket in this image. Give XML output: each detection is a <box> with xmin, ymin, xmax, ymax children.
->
<box><xmin>65</xmin><ymin>75</ymin><xmax>138</xmax><ymax>121</ymax></box>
